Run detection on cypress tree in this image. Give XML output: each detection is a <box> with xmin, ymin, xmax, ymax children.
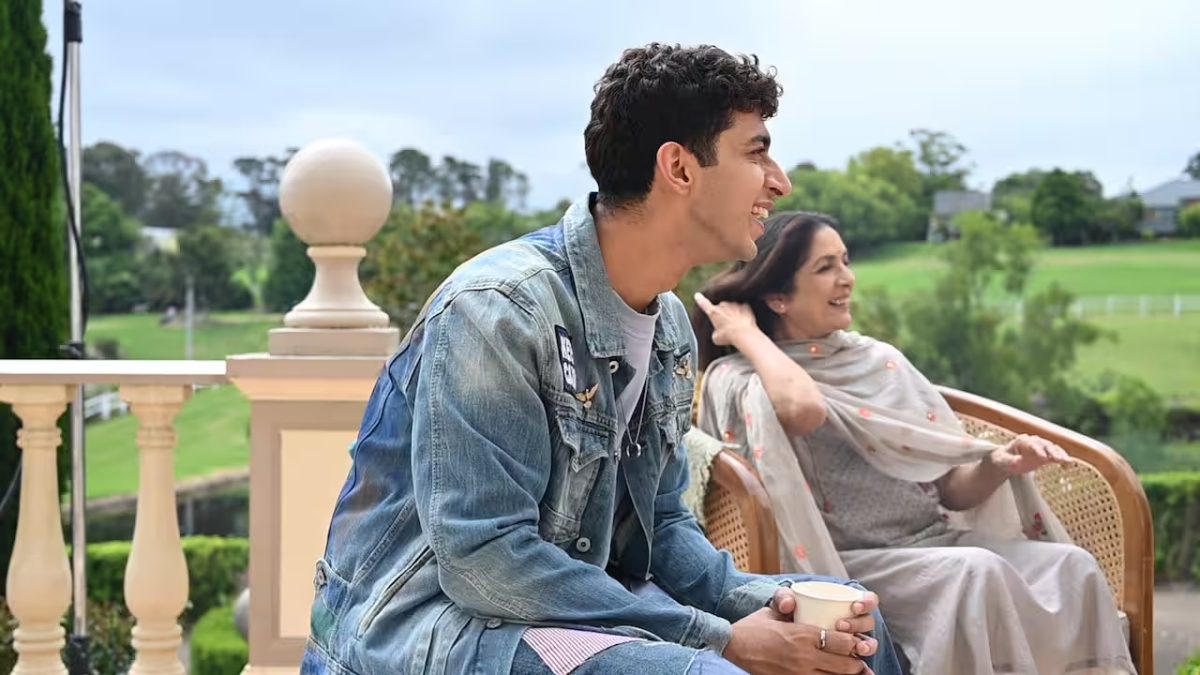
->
<box><xmin>0</xmin><ymin>0</ymin><xmax>71</xmax><ymax>595</ymax></box>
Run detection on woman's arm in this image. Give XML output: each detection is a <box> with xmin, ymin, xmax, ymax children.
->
<box><xmin>695</xmin><ymin>294</ymin><xmax>825</xmax><ymax>436</ymax></box>
<box><xmin>937</xmin><ymin>434</ymin><xmax>1074</xmax><ymax>510</ymax></box>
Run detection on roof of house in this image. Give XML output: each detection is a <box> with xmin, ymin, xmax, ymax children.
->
<box><xmin>1140</xmin><ymin>179</ymin><xmax>1200</xmax><ymax>209</ymax></box>
<box><xmin>933</xmin><ymin>190</ymin><xmax>991</xmax><ymax>216</ymax></box>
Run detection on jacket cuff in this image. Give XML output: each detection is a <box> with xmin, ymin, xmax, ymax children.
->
<box><xmin>679</xmin><ymin>607</ymin><xmax>733</xmax><ymax>652</ymax></box>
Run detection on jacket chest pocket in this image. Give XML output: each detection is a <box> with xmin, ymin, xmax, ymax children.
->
<box><xmin>539</xmin><ymin>410</ymin><xmax>612</xmax><ymax>543</ymax></box>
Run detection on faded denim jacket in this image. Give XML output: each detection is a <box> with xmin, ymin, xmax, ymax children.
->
<box><xmin>302</xmin><ymin>195</ymin><xmax>786</xmax><ymax>674</ymax></box>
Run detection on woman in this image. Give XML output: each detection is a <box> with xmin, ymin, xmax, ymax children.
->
<box><xmin>691</xmin><ymin>212</ymin><xmax>1133</xmax><ymax>674</ymax></box>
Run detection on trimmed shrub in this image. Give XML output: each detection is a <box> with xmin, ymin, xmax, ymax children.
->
<box><xmin>86</xmin><ymin>536</ymin><xmax>248</xmax><ymax>623</ymax></box>
<box><xmin>1142</xmin><ymin>472</ymin><xmax>1200</xmax><ymax>582</ymax></box>
<box><xmin>190</xmin><ymin>605</ymin><xmax>248</xmax><ymax>675</ymax></box>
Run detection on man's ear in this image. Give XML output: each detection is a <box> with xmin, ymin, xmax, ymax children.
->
<box><xmin>654</xmin><ymin>141</ymin><xmax>697</xmax><ymax>196</ymax></box>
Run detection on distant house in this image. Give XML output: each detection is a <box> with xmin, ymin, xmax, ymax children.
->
<box><xmin>1139</xmin><ymin>179</ymin><xmax>1200</xmax><ymax>235</ymax></box>
<box><xmin>142</xmin><ymin>226</ymin><xmax>179</xmax><ymax>253</ymax></box>
<box><xmin>927</xmin><ymin>190</ymin><xmax>992</xmax><ymax>241</ymax></box>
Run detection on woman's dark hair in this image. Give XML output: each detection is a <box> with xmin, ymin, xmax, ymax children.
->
<box><xmin>692</xmin><ymin>211</ymin><xmax>841</xmax><ymax>370</ymax></box>
<box><xmin>585</xmin><ymin>43</ymin><xmax>781</xmax><ymax>210</ymax></box>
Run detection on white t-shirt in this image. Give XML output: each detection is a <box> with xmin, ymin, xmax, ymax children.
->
<box><xmin>614</xmin><ymin>296</ymin><xmax>659</xmax><ymax>434</ymax></box>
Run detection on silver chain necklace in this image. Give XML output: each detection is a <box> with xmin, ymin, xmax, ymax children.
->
<box><xmin>622</xmin><ymin>378</ymin><xmax>650</xmax><ymax>459</ymax></box>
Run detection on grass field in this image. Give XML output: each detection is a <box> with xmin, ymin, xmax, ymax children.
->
<box><xmin>852</xmin><ymin>239</ymin><xmax>1200</xmax><ymax>298</ymax></box>
<box><xmin>83</xmin><ymin>312</ymin><xmax>271</xmax><ymax>498</ymax></box>
<box><xmin>1072</xmin><ymin>315</ymin><xmax>1200</xmax><ymax>407</ymax></box>
<box><xmin>86</xmin><ymin>311</ymin><xmax>279</xmax><ymax>361</ymax></box>
<box><xmin>86</xmin><ymin>385</ymin><xmax>249</xmax><ymax>499</ymax></box>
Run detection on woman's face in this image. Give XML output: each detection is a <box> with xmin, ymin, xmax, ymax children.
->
<box><xmin>768</xmin><ymin>226</ymin><xmax>856</xmax><ymax>340</ymax></box>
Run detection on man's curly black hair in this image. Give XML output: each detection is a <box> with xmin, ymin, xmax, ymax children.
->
<box><xmin>584</xmin><ymin>43</ymin><xmax>782</xmax><ymax>209</ymax></box>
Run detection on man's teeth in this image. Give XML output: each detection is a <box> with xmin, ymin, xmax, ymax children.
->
<box><xmin>830</xmin><ymin>299</ymin><xmax>848</xmax><ymax>306</ymax></box>
<box><xmin>751</xmin><ymin>206</ymin><xmax>769</xmax><ymax>220</ymax></box>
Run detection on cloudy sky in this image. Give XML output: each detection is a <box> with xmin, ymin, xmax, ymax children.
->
<box><xmin>43</xmin><ymin>0</ymin><xmax>1199</xmax><ymax>211</ymax></box>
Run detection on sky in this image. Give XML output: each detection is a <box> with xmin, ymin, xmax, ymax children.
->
<box><xmin>42</xmin><ymin>0</ymin><xmax>1200</xmax><ymax>212</ymax></box>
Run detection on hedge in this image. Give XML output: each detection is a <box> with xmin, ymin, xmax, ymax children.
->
<box><xmin>190</xmin><ymin>605</ymin><xmax>249</xmax><ymax>675</ymax></box>
<box><xmin>86</xmin><ymin>535</ymin><xmax>248</xmax><ymax>624</ymax></box>
<box><xmin>1141</xmin><ymin>472</ymin><xmax>1200</xmax><ymax>583</ymax></box>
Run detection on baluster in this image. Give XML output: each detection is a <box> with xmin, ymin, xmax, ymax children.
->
<box><xmin>121</xmin><ymin>385</ymin><xmax>190</xmax><ymax>675</ymax></box>
<box><xmin>0</xmin><ymin>385</ymin><xmax>73</xmax><ymax>675</ymax></box>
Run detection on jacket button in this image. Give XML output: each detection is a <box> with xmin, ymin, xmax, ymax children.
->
<box><xmin>485</xmin><ymin>618</ymin><xmax>502</xmax><ymax>629</ymax></box>
<box><xmin>575</xmin><ymin>537</ymin><xmax>592</xmax><ymax>553</ymax></box>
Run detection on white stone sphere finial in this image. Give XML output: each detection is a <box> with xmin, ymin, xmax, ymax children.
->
<box><xmin>279</xmin><ymin>138</ymin><xmax>393</xmax><ymax>246</ymax></box>
<box><xmin>277</xmin><ymin>139</ymin><xmax>394</xmax><ymax>334</ymax></box>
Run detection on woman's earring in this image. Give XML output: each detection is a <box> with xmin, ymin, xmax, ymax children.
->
<box><xmin>775</xmin><ymin>303</ymin><xmax>787</xmax><ymax>314</ymax></box>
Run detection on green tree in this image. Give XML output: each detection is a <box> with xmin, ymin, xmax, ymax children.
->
<box><xmin>364</xmin><ymin>203</ymin><xmax>533</xmax><ymax>331</ymax></box>
<box><xmin>909</xmin><ymin>129</ymin><xmax>970</xmax><ymax>206</ymax></box>
<box><xmin>263</xmin><ymin>220</ymin><xmax>313</xmax><ymax>312</ymax></box>
<box><xmin>846</xmin><ymin>146</ymin><xmax>926</xmax><ymax>239</ymax></box>
<box><xmin>0</xmin><ymin>0</ymin><xmax>70</xmax><ymax>595</ymax></box>
<box><xmin>140</xmin><ymin>150</ymin><xmax>222</xmax><ymax>230</ymax></box>
<box><xmin>484</xmin><ymin>158</ymin><xmax>530</xmax><ymax>210</ymax></box>
<box><xmin>232</xmin><ymin>151</ymin><xmax>293</xmax><ymax>237</ymax></box>
<box><xmin>776</xmin><ymin>167</ymin><xmax>919</xmax><ymax>250</ymax></box>
<box><xmin>389</xmin><ymin>148</ymin><xmax>437</xmax><ymax>206</ymax></box>
<box><xmin>855</xmin><ymin>212</ymin><xmax>1102</xmax><ymax>413</ymax></box>
<box><xmin>992</xmin><ymin>169</ymin><xmax>1047</xmax><ymax>223</ymax></box>
<box><xmin>847</xmin><ymin>146</ymin><xmax>924</xmax><ymax>201</ymax></box>
<box><xmin>177</xmin><ymin>226</ymin><xmax>252</xmax><ymax>310</ymax></box>
<box><xmin>83</xmin><ymin>141</ymin><xmax>146</xmax><ymax>216</ymax></box>
<box><xmin>139</xmin><ymin>248</ymin><xmax>184</xmax><ymax>311</ymax></box>
<box><xmin>82</xmin><ymin>184</ymin><xmax>144</xmax><ymax>313</ymax></box>
<box><xmin>435</xmin><ymin>156</ymin><xmax>483</xmax><ymax>206</ymax></box>
<box><xmin>1097</xmin><ymin>192</ymin><xmax>1145</xmax><ymax>242</ymax></box>
<box><xmin>1030</xmin><ymin>169</ymin><xmax>1103</xmax><ymax>245</ymax></box>
<box><xmin>1185</xmin><ymin>151</ymin><xmax>1200</xmax><ymax>180</ymax></box>
<box><xmin>1178</xmin><ymin>202</ymin><xmax>1200</xmax><ymax>238</ymax></box>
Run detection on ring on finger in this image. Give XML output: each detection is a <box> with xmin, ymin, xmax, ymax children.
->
<box><xmin>819</xmin><ymin>628</ymin><xmax>827</xmax><ymax>650</ymax></box>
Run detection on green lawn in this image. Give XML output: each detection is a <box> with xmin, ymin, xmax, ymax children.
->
<box><xmin>83</xmin><ymin>312</ymin><xmax>272</xmax><ymax>498</ymax></box>
<box><xmin>853</xmin><ymin>239</ymin><xmax>1200</xmax><ymax>298</ymax></box>
<box><xmin>86</xmin><ymin>385</ymin><xmax>249</xmax><ymax>499</ymax></box>
<box><xmin>1072</xmin><ymin>315</ymin><xmax>1200</xmax><ymax>407</ymax></box>
<box><xmin>86</xmin><ymin>311</ymin><xmax>279</xmax><ymax>361</ymax></box>
<box><xmin>851</xmin><ymin>239</ymin><xmax>1200</xmax><ymax>406</ymax></box>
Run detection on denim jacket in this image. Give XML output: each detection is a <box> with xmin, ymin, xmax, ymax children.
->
<box><xmin>302</xmin><ymin>195</ymin><xmax>784</xmax><ymax>674</ymax></box>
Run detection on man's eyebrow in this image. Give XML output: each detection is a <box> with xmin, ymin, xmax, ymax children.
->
<box><xmin>748</xmin><ymin>134</ymin><xmax>771</xmax><ymax>150</ymax></box>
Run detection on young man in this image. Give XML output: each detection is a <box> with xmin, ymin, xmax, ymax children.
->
<box><xmin>302</xmin><ymin>43</ymin><xmax>903</xmax><ymax>675</ymax></box>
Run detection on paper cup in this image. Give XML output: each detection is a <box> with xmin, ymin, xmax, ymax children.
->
<box><xmin>790</xmin><ymin>581</ymin><xmax>864</xmax><ymax>630</ymax></box>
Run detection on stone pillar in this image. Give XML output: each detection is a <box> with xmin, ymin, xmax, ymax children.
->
<box><xmin>229</xmin><ymin>139</ymin><xmax>398</xmax><ymax>674</ymax></box>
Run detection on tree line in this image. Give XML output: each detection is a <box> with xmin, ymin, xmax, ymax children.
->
<box><xmin>78</xmin><ymin>133</ymin><xmax>1200</xmax><ymax>323</ymax></box>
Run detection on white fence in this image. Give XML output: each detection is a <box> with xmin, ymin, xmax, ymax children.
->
<box><xmin>993</xmin><ymin>295</ymin><xmax>1200</xmax><ymax>319</ymax></box>
<box><xmin>83</xmin><ymin>389</ymin><xmax>128</xmax><ymax>420</ymax></box>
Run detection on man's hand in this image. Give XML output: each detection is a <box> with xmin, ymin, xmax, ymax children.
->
<box><xmin>988</xmin><ymin>434</ymin><xmax>1073</xmax><ymax>477</ymax></box>
<box><xmin>767</xmin><ymin>588</ymin><xmax>880</xmax><ymax>634</ymax></box>
<box><xmin>723</xmin><ymin>607</ymin><xmax>875</xmax><ymax>675</ymax></box>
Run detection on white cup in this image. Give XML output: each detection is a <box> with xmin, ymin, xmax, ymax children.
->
<box><xmin>790</xmin><ymin>581</ymin><xmax>864</xmax><ymax>630</ymax></box>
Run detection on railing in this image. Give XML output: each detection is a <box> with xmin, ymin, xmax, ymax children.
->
<box><xmin>994</xmin><ymin>294</ymin><xmax>1200</xmax><ymax>319</ymax></box>
<box><xmin>0</xmin><ymin>360</ymin><xmax>226</xmax><ymax>675</ymax></box>
<box><xmin>1</xmin><ymin>138</ymin><xmax>400</xmax><ymax>674</ymax></box>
